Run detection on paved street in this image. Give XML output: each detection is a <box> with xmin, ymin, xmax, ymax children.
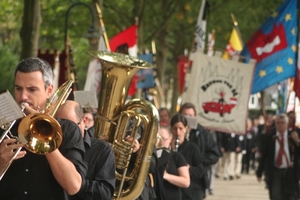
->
<box><xmin>205</xmin><ymin>170</ymin><xmax>269</xmax><ymax>200</ymax></box>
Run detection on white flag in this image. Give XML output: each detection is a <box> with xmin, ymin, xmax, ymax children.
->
<box><xmin>53</xmin><ymin>54</ymin><xmax>60</xmax><ymax>91</ymax></box>
<box><xmin>83</xmin><ymin>35</ymin><xmax>107</xmax><ymax>93</ymax></box>
<box><xmin>193</xmin><ymin>0</ymin><xmax>207</xmax><ymax>51</ymax></box>
<box><xmin>183</xmin><ymin>51</ymin><xmax>255</xmax><ymax>134</ymax></box>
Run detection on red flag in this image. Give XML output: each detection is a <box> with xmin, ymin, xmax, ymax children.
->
<box><xmin>109</xmin><ymin>25</ymin><xmax>138</xmax><ymax>57</ymax></box>
<box><xmin>109</xmin><ymin>25</ymin><xmax>138</xmax><ymax>96</ymax></box>
<box><xmin>128</xmin><ymin>75</ymin><xmax>138</xmax><ymax>96</ymax></box>
<box><xmin>178</xmin><ymin>56</ymin><xmax>190</xmax><ymax>94</ymax></box>
<box><xmin>295</xmin><ymin>47</ymin><xmax>300</xmax><ymax>99</ymax></box>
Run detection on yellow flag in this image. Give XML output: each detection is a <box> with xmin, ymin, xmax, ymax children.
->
<box><xmin>222</xmin><ymin>27</ymin><xmax>243</xmax><ymax>60</ymax></box>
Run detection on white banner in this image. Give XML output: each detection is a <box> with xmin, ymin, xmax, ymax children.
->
<box><xmin>193</xmin><ymin>0</ymin><xmax>207</xmax><ymax>51</ymax></box>
<box><xmin>84</xmin><ymin>35</ymin><xmax>107</xmax><ymax>93</ymax></box>
<box><xmin>183</xmin><ymin>52</ymin><xmax>255</xmax><ymax>134</ymax></box>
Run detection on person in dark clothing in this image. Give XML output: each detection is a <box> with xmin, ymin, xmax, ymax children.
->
<box><xmin>118</xmin><ymin>122</ymin><xmax>157</xmax><ymax>200</ymax></box>
<box><xmin>56</xmin><ymin>100</ymin><xmax>116</xmax><ymax>200</ymax></box>
<box><xmin>155</xmin><ymin>125</ymin><xmax>190</xmax><ymax>200</ymax></box>
<box><xmin>256</xmin><ymin>114</ymin><xmax>300</xmax><ymax>200</ymax></box>
<box><xmin>82</xmin><ymin>105</ymin><xmax>95</xmax><ymax>130</ymax></box>
<box><xmin>170</xmin><ymin>114</ymin><xmax>205</xmax><ymax>200</ymax></box>
<box><xmin>179</xmin><ymin>103</ymin><xmax>221</xmax><ymax>192</ymax></box>
<box><xmin>250</xmin><ymin>118</ymin><xmax>259</xmax><ymax>170</ymax></box>
<box><xmin>221</xmin><ymin>132</ymin><xmax>239</xmax><ymax>180</ymax></box>
<box><xmin>242</xmin><ymin>118</ymin><xmax>256</xmax><ymax>174</ymax></box>
<box><xmin>159</xmin><ymin>107</ymin><xmax>171</xmax><ymax>126</ymax></box>
<box><xmin>0</xmin><ymin>57</ymin><xmax>87</xmax><ymax>200</ymax></box>
<box><xmin>207</xmin><ymin>130</ymin><xmax>221</xmax><ymax>195</ymax></box>
<box><xmin>257</xmin><ymin>114</ymin><xmax>275</xmax><ymax>191</ymax></box>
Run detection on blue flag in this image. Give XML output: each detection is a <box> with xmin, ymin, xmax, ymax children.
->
<box><xmin>137</xmin><ymin>54</ymin><xmax>155</xmax><ymax>89</ymax></box>
<box><xmin>241</xmin><ymin>0</ymin><xmax>298</xmax><ymax>94</ymax></box>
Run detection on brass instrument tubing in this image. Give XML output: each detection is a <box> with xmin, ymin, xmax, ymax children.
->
<box><xmin>0</xmin><ymin>120</ymin><xmax>16</xmax><ymax>143</ymax></box>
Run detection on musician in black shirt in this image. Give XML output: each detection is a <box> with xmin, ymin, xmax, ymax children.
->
<box><xmin>56</xmin><ymin>100</ymin><xmax>116</xmax><ymax>200</ymax></box>
<box><xmin>0</xmin><ymin>58</ymin><xmax>87</xmax><ymax>200</ymax></box>
<box><xmin>170</xmin><ymin>114</ymin><xmax>205</xmax><ymax>200</ymax></box>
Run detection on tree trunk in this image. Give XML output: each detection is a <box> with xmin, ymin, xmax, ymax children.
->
<box><xmin>20</xmin><ymin>0</ymin><xmax>41</xmax><ymax>59</ymax></box>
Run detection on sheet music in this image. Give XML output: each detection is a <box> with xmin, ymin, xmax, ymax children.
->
<box><xmin>0</xmin><ymin>91</ymin><xmax>23</xmax><ymax>126</ymax></box>
<box><xmin>185</xmin><ymin>115</ymin><xmax>198</xmax><ymax>129</ymax></box>
<box><xmin>73</xmin><ymin>91</ymin><xmax>98</xmax><ymax>108</ymax></box>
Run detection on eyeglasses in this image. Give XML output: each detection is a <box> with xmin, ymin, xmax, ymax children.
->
<box><xmin>158</xmin><ymin>136</ymin><xmax>170</xmax><ymax>141</ymax></box>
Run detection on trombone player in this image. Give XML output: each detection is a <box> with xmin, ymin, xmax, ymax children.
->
<box><xmin>0</xmin><ymin>57</ymin><xmax>87</xmax><ymax>200</ymax></box>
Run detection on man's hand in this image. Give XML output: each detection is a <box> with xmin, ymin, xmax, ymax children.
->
<box><xmin>125</xmin><ymin>136</ymin><xmax>140</xmax><ymax>153</ymax></box>
<box><xmin>0</xmin><ymin>138</ymin><xmax>26</xmax><ymax>170</ymax></box>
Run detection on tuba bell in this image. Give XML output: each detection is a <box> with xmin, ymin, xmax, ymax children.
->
<box><xmin>89</xmin><ymin>51</ymin><xmax>159</xmax><ymax>200</ymax></box>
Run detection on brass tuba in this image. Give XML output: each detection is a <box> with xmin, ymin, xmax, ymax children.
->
<box><xmin>89</xmin><ymin>51</ymin><xmax>159</xmax><ymax>200</ymax></box>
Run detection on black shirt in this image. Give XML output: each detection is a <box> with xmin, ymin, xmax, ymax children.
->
<box><xmin>71</xmin><ymin>130</ymin><xmax>116</xmax><ymax>200</ymax></box>
<box><xmin>162</xmin><ymin>150</ymin><xmax>187</xmax><ymax>200</ymax></box>
<box><xmin>178</xmin><ymin>139</ymin><xmax>204</xmax><ymax>200</ymax></box>
<box><xmin>0</xmin><ymin>118</ymin><xmax>87</xmax><ymax>200</ymax></box>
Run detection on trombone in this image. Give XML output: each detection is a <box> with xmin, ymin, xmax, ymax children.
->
<box><xmin>0</xmin><ymin>119</ymin><xmax>22</xmax><ymax>180</ymax></box>
<box><xmin>0</xmin><ymin>80</ymin><xmax>73</xmax><ymax>180</ymax></box>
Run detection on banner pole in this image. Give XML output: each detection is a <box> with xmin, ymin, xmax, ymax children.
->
<box><xmin>231</xmin><ymin>13</ymin><xmax>244</xmax><ymax>46</ymax></box>
<box><xmin>95</xmin><ymin>2</ymin><xmax>111</xmax><ymax>51</ymax></box>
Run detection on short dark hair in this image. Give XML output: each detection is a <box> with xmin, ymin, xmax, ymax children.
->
<box><xmin>83</xmin><ymin>105</ymin><xmax>93</xmax><ymax>114</ymax></box>
<box><xmin>287</xmin><ymin>110</ymin><xmax>295</xmax><ymax>116</ymax></box>
<box><xmin>179</xmin><ymin>102</ymin><xmax>196</xmax><ymax>115</ymax></box>
<box><xmin>158</xmin><ymin>107</ymin><xmax>170</xmax><ymax>116</ymax></box>
<box><xmin>170</xmin><ymin>113</ymin><xmax>188</xmax><ymax>127</ymax></box>
<box><xmin>14</xmin><ymin>57</ymin><xmax>53</xmax><ymax>88</ymax></box>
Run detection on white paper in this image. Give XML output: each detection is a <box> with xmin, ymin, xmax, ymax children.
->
<box><xmin>0</xmin><ymin>91</ymin><xmax>23</xmax><ymax>126</ymax></box>
<box><xmin>73</xmin><ymin>91</ymin><xmax>98</xmax><ymax>108</ymax></box>
<box><xmin>185</xmin><ymin>115</ymin><xmax>198</xmax><ymax>129</ymax></box>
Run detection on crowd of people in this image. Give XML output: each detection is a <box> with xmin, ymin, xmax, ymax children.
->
<box><xmin>0</xmin><ymin>57</ymin><xmax>220</xmax><ymax>200</ymax></box>
<box><xmin>1</xmin><ymin>57</ymin><xmax>300</xmax><ymax>200</ymax></box>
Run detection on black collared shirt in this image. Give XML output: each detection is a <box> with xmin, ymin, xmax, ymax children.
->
<box><xmin>0</xmin><ymin>118</ymin><xmax>87</xmax><ymax>200</ymax></box>
<box><xmin>71</xmin><ymin>130</ymin><xmax>116</xmax><ymax>200</ymax></box>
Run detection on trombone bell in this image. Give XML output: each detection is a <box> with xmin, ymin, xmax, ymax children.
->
<box><xmin>18</xmin><ymin>113</ymin><xmax>63</xmax><ymax>154</ymax></box>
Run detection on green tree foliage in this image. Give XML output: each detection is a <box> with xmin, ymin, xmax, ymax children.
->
<box><xmin>0</xmin><ymin>45</ymin><xmax>18</xmax><ymax>93</ymax></box>
<box><xmin>102</xmin><ymin>0</ymin><xmax>285</xmax><ymax>111</ymax></box>
<box><xmin>0</xmin><ymin>0</ymin><xmax>22</xmax><ymax>93</ymax></box>
<box><xmin>0</xmin><ymin>0</ymin><xmax>286</xmax><ymax>108</ymax></box>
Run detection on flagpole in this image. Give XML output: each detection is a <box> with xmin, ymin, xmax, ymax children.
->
<box><xmin>135</xmin><ymin>16</ymin><xmax>139</xmax><ymax>54</ymax></box>
<box><xmin>151</xmin><ymin>40</ymin><xmax>165</xmax><ymax>107</ymax></box>
<box><xmin>95</xmin><ymin>2</ymin><xmax>111</xmax><ymax>51</ymax></box>
<box><xmin>231</xmin><ymin>13</ymin><xmax>244</xmax><ymax>46</ymax></box>
<box><xmin>294</xmin><ymin>0</ymin><xmax>300</xmax><ymax>111</ymax></box>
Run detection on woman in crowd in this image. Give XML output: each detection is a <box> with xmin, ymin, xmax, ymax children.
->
<box><xmin>155</xmin><ymin>125</ymin><xmax>190</xmax><ymax>200</ymax></box>
<box><xmin>170</xmin><ymin>114</ymin><xmax>205</xmax><ymax>200</ymax></box>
